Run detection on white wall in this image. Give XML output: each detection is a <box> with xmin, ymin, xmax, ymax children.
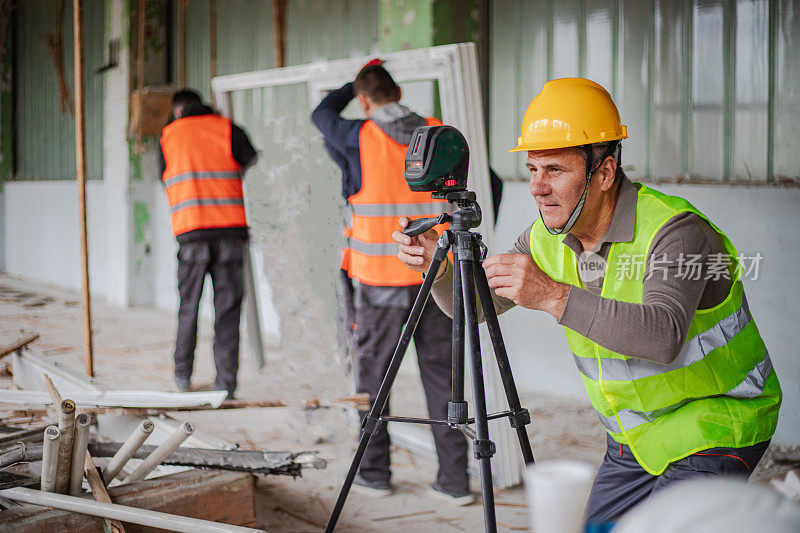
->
<box><xmin>4</xmin><ymin>181</ymin><xmax>108</xmax><ymax>297</ymax></box>
<box><xmin>494</xmin><ymin>181</ymin><xmax>800</xmax><ymax>446</ymax></box>
<box><xmin>0</xmin><ymin>190</ymin><xmax>5</xmax><ymax>270</ymax></box>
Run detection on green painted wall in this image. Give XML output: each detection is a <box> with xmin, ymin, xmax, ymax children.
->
<box><xmin>173</xmin><ymin>0</ymin><xmax>380</xmax><ymax>100</ymax></box>
<box><xmin>14</xmin><ymin>0</ymin><xmax>105</xmax><ymax>180</ymax></box>
<box><xmin>489</xmin><ymin>0</ymin><xmax>800</xmax><ymax>183</ymax></box>
<box><xmin>379</xmin><ymin>0</ymin><xmax>479</xmax><ymax>51</ymax></box>
<box><xmin>380</xmin><ymin>0</ymin><xmax>433</xmax><ymax>51</ymax></box>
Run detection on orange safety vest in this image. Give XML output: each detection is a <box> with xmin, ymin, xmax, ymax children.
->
<box><xmin>345</xmin><ymin>117</ymin><xmax>450</xmax><ymax>286</ymax></box>
<box><xmin>161</xmin><ymin>115</ymin><xmax>247</xmax><ymax>237</ymax></box>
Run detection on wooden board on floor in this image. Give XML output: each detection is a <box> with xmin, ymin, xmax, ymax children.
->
<box><xmin>0</xmin><ymin>469</ymin><xmax>257</xmax><ymax>532</ymax></box>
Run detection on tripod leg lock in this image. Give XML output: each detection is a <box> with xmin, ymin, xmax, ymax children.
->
<box><xmin>473</xmin><ymin>439</ymin><xmax>496</xmax><ymax>459</ymax></box>
<box><xmin>448</xmin><ymin>401</ymin><xmax>469</xmax><ymax>424</ymax></box>
<box><xmin>510</xmin><ymin>408</ymin><xmax>531</xmax><ymax>429</ymax></box>
<box><xmin>362</xmin><ymin>415</ymin><xmax>383</xmax><ymax>436</ymax></box>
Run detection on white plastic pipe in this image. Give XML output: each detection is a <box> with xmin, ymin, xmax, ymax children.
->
<box><xmin>122</xmin><ymin>422</ymin><xmax>194</xmax><ymax>484</ymax></box>
<box><xmin>40</xmin><ymin>425</ymin><xmax>61</xmax><ymax>492</ymax></box>
<box><xmin>0</xmin><ymin>486</ymin><xmax>267</xmax><ymax>533</ymax></box>
<box><xmin>55</xmin><ymin>399</ymin><xmax>76</xmax><ymax>494</ymax></box>
<box><xmin>69</xmin><ymin>413</ymin><xmax>92</xmax><ymax>495</ymax></box>
<box><xmin>102</xmin><ymin>419</ymin><xmax>154</xmax><ymax>482</ymax></box>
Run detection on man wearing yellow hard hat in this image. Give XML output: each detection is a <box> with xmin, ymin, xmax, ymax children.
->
<box><xmin>393</xmin><ymin>78</ymin><xmax>781</xmax><ymax>521</ymax></box>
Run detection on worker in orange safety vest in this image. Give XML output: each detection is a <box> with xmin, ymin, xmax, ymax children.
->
<box><xmin>311</xmin><ymin>62</ymin><xmax>473</xmax><ymax>505</ymax></box>
<box><xmin>159</xmin><ymin>89</ymin><xmax>257</xmax><ymax>399</ymax></box>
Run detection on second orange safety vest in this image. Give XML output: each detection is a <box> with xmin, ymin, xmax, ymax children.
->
<box><xmin>345</xmin><ymin>117</ymin><xmax>450</xmax><ymax>286</ymax></box>
<box><xmin>161</xmin><ymin>114</ymin><xmax>247</xmax><ymax>237</ymax></box>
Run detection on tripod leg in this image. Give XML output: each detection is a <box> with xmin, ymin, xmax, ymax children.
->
<box><xmin>326</xmin><ymin>241</ymin><xmax>449</xmax><ymax>532</ymax></box>
<box><xmin>449</xmin><ymin>244</ymin><xmax>468</xmax><ymax>424</ymax></box>
<box><xmin>473</xmin><ymin>262</ymin><xmax>535</xmax><ymax>465</ymax></box>
<box><xmin>457</xmin><ymin>236</ymin><xmax>497</xmax><ymax>533</ymax></box>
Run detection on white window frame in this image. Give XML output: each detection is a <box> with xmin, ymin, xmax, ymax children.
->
<box><xmin>212</xmin><ymin>43</ymin><xmax>523</xmax><ymax>488</ymax></box>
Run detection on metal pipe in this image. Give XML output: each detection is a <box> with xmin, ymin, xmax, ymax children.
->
<box><xmin>102</xmin><ymin>419</ymin><xmax>153</xmax><ymax>482</ymax></box>
<box><xmin>1</xmin><ymin>442</ymin><xmax>304</xmax><ymax>476</ymax></box>
<box><xmin>122</xmin><ymin>422</ymin><xmax>194</xmax><ymax>484</ymax></box>
<box><xmin>55</xmin><ymin>399</ymin><xmax>76</xmax><ymax>493</ymax></box>
<box><xmin>69</xmin><ymin>413</ymin><xmax>91</xmax><ymax>495</ymax></box>
<box><xmin>40</xmin><ymin>426</ymin><xmax>61</xmax><ymax>492</ymax></box>
<box><xmin>91</xmin><ymin>442</ymin><xmax>305</xmax><ymax>474</ymax></box>
<box><xmin>0</xmin><ymin>486</ymin><xmax>266</xmax><ymax>533</ymax></box>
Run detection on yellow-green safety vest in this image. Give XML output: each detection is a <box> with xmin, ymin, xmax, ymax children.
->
<box><xmin>529</xmin><ymin>183</ymin><xmax>781</xmax><ymax>475</ymax></box>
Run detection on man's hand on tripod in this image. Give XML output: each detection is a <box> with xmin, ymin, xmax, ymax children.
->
<box><xmin>483</xmin><ymin>253</ymin><xmax>570</xmax><ymax>319</ymax></box>
<box><xmin>393</xmin><ymin>217</ymin><xmax>447</xmax><ymax>278</ymax></box>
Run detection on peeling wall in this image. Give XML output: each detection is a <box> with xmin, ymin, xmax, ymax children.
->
<box><xmin>3</xmin><ymin>181</ymin><xmax>109</xmax><ymax>295</ymax></box>
<box><xmin>226</xmin><ymin>85</ymin><xmax>350</xmax><ymax>398</ymax></box>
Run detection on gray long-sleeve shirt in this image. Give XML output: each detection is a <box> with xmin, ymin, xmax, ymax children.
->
<box><xmin>430</xmin><ymin>176</ymin><xmax>732</xmax><ymax>364</ymax></box>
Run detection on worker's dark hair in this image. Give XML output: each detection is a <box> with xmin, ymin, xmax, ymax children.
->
<box><xmin>172</xmin><ymin>89</ymin><xmax>202</xmax><ymax>109</ymax></box>
<box><xmin>578</xmin><ymin>141</ymin><xmax>625</xmax><ymax>182</ymax></box>
<box><xmin>353</xmin><ymin>65</ymin><xmax>400</xmax><ymax>104</ymax></box>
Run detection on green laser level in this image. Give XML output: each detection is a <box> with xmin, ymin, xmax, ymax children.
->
<box><xmin>404</xmin><ymin>125</ymin><xmax>469</xmax><ymax>197</ymax></box>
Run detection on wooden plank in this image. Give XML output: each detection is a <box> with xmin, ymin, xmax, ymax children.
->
<box><xmin>0</xmin><ymin>334</ymin><xmax>39</xmax><ymax>359</ymax></box>
<box><xmin>42</xmin><ymin>373</ymin><xmax>63</xmax><ymax>405</ymax></box>
<box><xmin>72</xmin><ymin>0</ymin><xmax>95</xmax><ymax>378</ymax></box>
<box><xmin>83</xmin><ymin>450</ymin><xmax>125</xmax><ymax>533</ymax></box>
<box><xmin>0</xmin><ymin>470</ymin><xmax>256</xmax><ymax>532</ymax></box>
<box><xmin>0</xmin><ymin>398</ymin><xmax>291</xmax><ymax>415</ymax></box>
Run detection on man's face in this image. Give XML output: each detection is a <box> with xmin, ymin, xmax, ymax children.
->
<box><xmin>526</xmin><ymin>148</ymin><xmax>588</xmax><ymax>230</ymax></box>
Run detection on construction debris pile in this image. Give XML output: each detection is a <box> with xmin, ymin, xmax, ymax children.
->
<box><xmin>0</xmin><ymin>334</ymin><xmax>324</xmax><ymax>532</ymax></box>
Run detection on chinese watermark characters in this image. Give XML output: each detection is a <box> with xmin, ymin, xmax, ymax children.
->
<box><xmin>613</xmin><ymin>253</ymin><xmax>763</xmax><ymax>281</ymax></box>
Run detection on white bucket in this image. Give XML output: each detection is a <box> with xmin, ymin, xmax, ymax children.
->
<box><xmin>523</xmin><ymin>459</ymin><xmax>594</xmax><ymax>533</ymax></box>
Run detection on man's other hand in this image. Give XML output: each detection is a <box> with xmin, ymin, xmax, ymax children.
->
<box><xmin>483</xmin><ymin>253</ymin><xmax>570</xmax><ymax>319</ymax></box>
<box><xmin>392</xmin><ymin>217</ymin><xmax>443</xmax><ymax>276</ymax></box>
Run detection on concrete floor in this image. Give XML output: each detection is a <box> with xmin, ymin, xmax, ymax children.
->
<box><xmin>0</xmin><ymin>273</ymin><xmax>789</xmax><ymax>531</ymax></box>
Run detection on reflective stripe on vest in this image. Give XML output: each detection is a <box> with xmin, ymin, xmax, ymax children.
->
<box><xmin>596</xmin><ymin>351</ymin><xmax>775</xmax><ymax>433</ymax></box>
<box><xmin>529</xmin><ymin>183</ymin><xmax>782</xmax><ymax>475</ymax></box>
<box><xmin>346</xmin><ymin>117</ymin><xmax>448</xmax><ymax>286</ymax></box>
<box><xmin>572</xmin><ymin>296</ymin><xmax>752</xmax><ymax>382</ymax></box>
<box><xmin>161</xmin><ymin>115</ymin><xmax>246</xmax><ymax>237</ymax></box>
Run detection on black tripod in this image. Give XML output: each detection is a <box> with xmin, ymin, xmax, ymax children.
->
<box><xmin>326</xmin><ymin>191</ymin><xmax>534</xmax><ymax>533</ymax></box>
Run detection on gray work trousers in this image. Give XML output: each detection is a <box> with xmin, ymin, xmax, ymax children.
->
<box><xmin>173</xmin><ymin>238</ymin><xmax>245</xmax><ymax>395</ymax></box>
<box><xmin>353</xmin><ymin>284</ymin><xmax>470</xmax><ymax>493</ymax></box>
<box><xmin>585</xmin><ymin>433</ymin><xmax>771</xmax><ymax>522</ymax></box>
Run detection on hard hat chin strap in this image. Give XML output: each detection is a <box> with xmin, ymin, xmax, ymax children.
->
<box><xmin>541</xmin><ymin>179</ymin><xmax>589</xmax><ymax>235</ymax></box>
<box><xmin>539</xmin><ymin>142</ymin><xmax>621</xmax><ymax>236</ymax></box>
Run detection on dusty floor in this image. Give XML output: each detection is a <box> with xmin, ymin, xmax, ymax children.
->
<box><xmin>0</xmin><ymin>273</ymin><xmax>792</xmax><ymax>532</ymax></box>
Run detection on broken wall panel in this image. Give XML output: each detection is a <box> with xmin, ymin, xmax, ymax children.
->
<box><xmin>230</xmin><ymin>82</ymin><xmax>348</xmax><ymax>402</ymax></box>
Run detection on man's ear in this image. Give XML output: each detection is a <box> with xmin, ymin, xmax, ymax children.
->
<box><xmin>599</xmin><ymin>157</ymin><xmax>618</xmax><ymax>192</ymax></box>
<box><xmin>396</xmin><ymin>86</ymin><xmax>402</xmax><ymax>102</ymax></box>
<box><xmin>355</xmin><ymin>93</ymin><xmax>371</xmax><ymax>116</ymax></box>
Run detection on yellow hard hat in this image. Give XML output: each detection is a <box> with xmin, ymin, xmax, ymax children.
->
<box><xmin>510</xmin><ymin>78</ymin><xmax>627</xmax><ymax>152</ymax></box>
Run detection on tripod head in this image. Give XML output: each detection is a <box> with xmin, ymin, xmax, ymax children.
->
<box><xmin>402</xmin><ymin>190</ymin><xmax>482</xmax><ymax>236</ymax></box>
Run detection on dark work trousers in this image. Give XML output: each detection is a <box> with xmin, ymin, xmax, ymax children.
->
<box><xmin>353</xmin><ymin>285</ymin><xmax>469</xmax><ymax>493</ymax></box>
<box><xmin>173</xmin><ymin>238</ymin><xmax>245</xmax><ymax>395</ymax></box>
<box><xmin>585</xmin><ymin>433</ymin><xmax>771</xmax><ymax>522</ymax></box>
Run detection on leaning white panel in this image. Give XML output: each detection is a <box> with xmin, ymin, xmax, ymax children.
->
<box><xmin>212</xmin><ymin>44</ymin><xmax>521</xmax><ymax>488</ymax></box>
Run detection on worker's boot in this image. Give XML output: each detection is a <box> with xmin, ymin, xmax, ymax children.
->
<box><xmin>428</xmin><ymin>482</ymin><xmax>475</xmax><ymax>506</ymax></box>
<box><xmin>173</xmin><ymin>376</ymin><xmax>191</xmax><ymax>393</ymax></box>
